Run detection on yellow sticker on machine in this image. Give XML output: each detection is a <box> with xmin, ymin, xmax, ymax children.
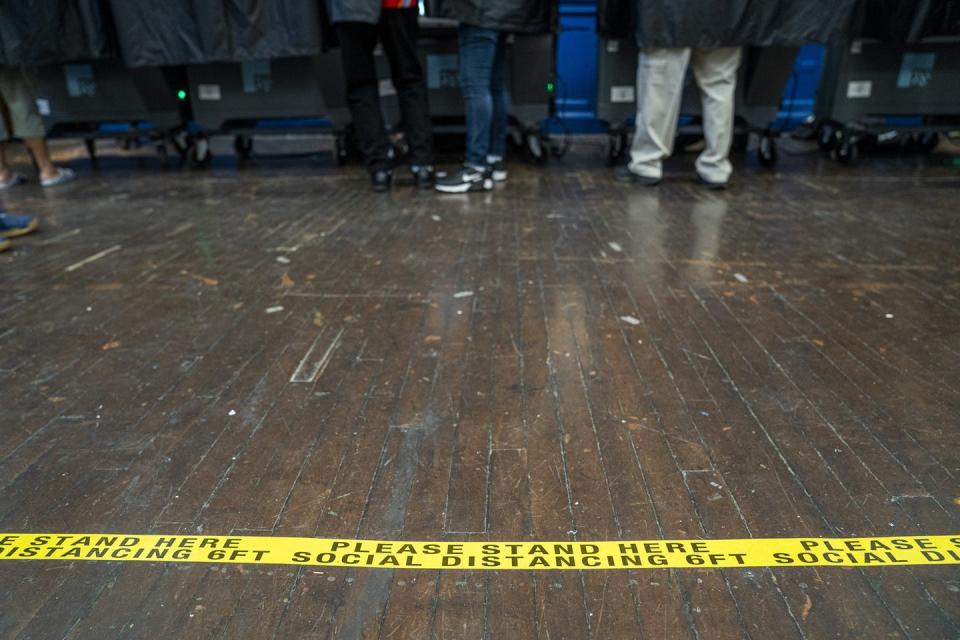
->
<box><xmin>1</xmin><ymin>533</ymin><xmax>958</xmax><ymax>570</ymax></box>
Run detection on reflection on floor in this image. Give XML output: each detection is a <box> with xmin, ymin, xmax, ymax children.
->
<box><xmin>2</xmin><ymin>138</ymin><xmax>959</xmax><ymax>639</ymax></box>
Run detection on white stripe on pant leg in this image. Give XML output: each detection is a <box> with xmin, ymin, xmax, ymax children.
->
<box><xmin>690</xmin><ymin>47</ymin><xmax>742</xmax><ymax>184</ymax></box>
<box><xmin>628</xmin><ymin>47</ymin><xmax>691</xmax><ymax>180</ymax></box>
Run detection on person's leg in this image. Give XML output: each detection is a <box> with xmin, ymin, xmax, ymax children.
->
<box><xmin>487</xmin><ymin>33</ymin><xmax>509</xmax><ymax>163</ymax></box>
<box><xmin>379</xmin><ymin>8</ymin><xmax>433</xmax><ymax>172</ymax></box>
<box><xmin>0</xmin><ymin>116</ymin><xmax>9</xmax><ymax>177</ymax></box>
<box><xmin>690</xmin><ymin>47</ymin><xmax>742</xmax><ymax>186</ymax></box>
<box><xmin>23</xmin><ymin>138</ymin><xmax>59</xmax><ymax>179</ymax></box>
<box><xmin>336</xmin><ymin>21</ymin><xmax>393</xmax><ymax>180</ymax></box>
<box><xmin>0</xmin><ymin>68</ymin><xmax>74</xmax><ymax>186</ymax></box>
<box><xmin>0</xmin><ymin>69</ymin><xmax>22</xmax><ymax>187</ymax></box>
<box><xmin>625</xmin><ymin>48</ymin><xmax>691</xmax><ymax>182</ymax></box>
<box><xmin>435</xmin><ymin>24</ymin><xmax>499</xmax><ymax>192</ymax></box>
<box><xmin>0</xmin><ymin>142</ymin><xmax>17</xmax><ymax>189</ymax></box>
<box><xmin>458</xmin><ymin>24</ymin><xmax>500</xmax><ymax>168</ymax></box>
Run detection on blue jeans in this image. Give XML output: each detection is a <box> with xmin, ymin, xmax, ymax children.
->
<box><xmin>458</xmin><ymin>24</ymin><xmax>508</xmax><ymax>167</ymax></box>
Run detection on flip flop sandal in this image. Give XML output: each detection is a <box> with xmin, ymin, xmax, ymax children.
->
<box><xmin>40</xmin><ymin>167</ymin><xmax>77</xmax><ymax>188</ymax></box>
<box><xmin>0</xmin><ymin>173</ymin><xmax>24</xmax><ymax>191</ymax></box>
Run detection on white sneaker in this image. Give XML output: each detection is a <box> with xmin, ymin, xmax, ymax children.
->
<box><xmin>487</xmin><ymin>155</ymin><xmax>507</xmax><ymax>182</ymax></box>
<box><xmin>435</xmin><ymin>165</ymin><xmax>493</xmax><ymax>193</ymax></box>
<box><xmin>0</xmin><ymin>173</ymin><xmax>24</xmax><ymax>191</ymax></box>
<box><xmin>41</xmin><ymin>167</ymin><xmax>77</xmax><ymax>188</ymax></box>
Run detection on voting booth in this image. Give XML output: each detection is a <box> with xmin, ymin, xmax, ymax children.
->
<box><xmin>595</xmin><ymin>0</ymin><xmax>856</xmax><ymax>166</ymax></box>
<box><xmin>814</xmin><ymin>0</ymin><xmax>960</xmax><ymax>162</ymax></box>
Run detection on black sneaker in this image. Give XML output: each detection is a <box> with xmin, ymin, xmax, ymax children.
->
<box><xmin>434</xmin><ymin>165</ymin><xmax>493</xmax><ymax>193</ymax></box>
<box><xmin>371</xmin><ymin>169</ymin><xmax>392</xmax><ymax>193</ymax></box>
<box><xmin>411</xmin><ymin>165</ymin><xmax>435</xmax><ymax>190</ymax></box>
<box><xmin>614</xmin><ymin>165</ymin><xmax>660</xmax><ymax>186</ymax></box>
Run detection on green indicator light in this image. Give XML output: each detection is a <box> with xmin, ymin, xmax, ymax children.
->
<box><xmin>547</xmin><ymin>82</ymin><xmax>555</xmax><ymax>93</ymax></box>
<box><xmin>177</xmin><ymin>89</ymin><xmax>187</xmax><ymax>100</ymax></box>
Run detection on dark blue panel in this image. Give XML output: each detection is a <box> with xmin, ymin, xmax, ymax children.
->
<box><xmin>555</xmin><ymin>2</ymin><xmax>604</xmax><ymax>132</ymax></box>
<box><xmin>775</xmin><ymin>44</ymin><xmax>825</xmax><ymax>129</ymax></box>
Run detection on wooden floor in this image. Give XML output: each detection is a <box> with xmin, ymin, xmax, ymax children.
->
<box><xmin>1</xmin><ymin>138</ymin><xmax>959</xmax><ymax>639</ymax></box>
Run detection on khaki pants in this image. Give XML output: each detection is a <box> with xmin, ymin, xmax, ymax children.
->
<box><xmin>628</xmin><ymin>47</ymin><xmax>741</xmax><ymax>183</ymax></box>
<box><xmin>0</xmin><ymin>67</ymin><xmax>46</xmax><ymax>140</ymax></box>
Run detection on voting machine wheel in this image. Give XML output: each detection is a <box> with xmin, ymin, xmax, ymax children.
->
<box><xmin>757</xmin><ymin>135</ymin><xmax>779</xmax><ymax>167</ymax></box>
<box><xmin>233</xmin><ymin>135</ymin><xmax>254</xmax><ymax>160</ymax></box>
<box><xmin>188</xmin><ymin>134</ymin><xmax>212</xmax><ymax>169</ymax></box>
<box><xmin>607</xmin><ymin>129</ymin><xmax>628</xmax><ymax>166</ymax></box>
<box><xmin>831</xmin><ymin>132</ymin><xmax>859</xmax><ymax>165</ymax></box>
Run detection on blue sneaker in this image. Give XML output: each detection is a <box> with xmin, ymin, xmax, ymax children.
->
<box><xmin>0</xmin><ymin>213</ymin><xmax>38</xmax><ymax>239</ymax></box>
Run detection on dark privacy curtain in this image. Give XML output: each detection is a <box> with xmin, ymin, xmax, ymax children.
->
<box><xmin>0</xmin><ymin>0</ymin><xmax>114</xmax><ymax>65</ymax></box>
<box><xmin>108</xmin><ymin>0</ymin><xmax>324</xmax><ymax>67</ymax></box>
<box><xmin>425</xmin><ymin>0</ymin><xmax>558</xmax><ymax>34</ymax></box>
<box><xmin>596</xmin><ymin>0</ymin><xmax>857</xmax><ymax>47</ymax></box>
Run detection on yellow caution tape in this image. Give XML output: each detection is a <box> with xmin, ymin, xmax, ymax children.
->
<box><xmin>2</xmin><ymin>533</ymin><xmax>959</xmax><ymax>570</ymax></box>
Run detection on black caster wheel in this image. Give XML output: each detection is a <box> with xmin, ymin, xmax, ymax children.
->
<box><xmin>334</xmin><ymin>133</ymin><xmax>348</xmax><ymax>166</ymax></box>
<box><xmin>831</xmin><ymin>136</ymin><xmax>859</xmax><ymax>164</ymax></box>
<box><xmin>171</xmin><ymin>130</ymin><xmax>191</xmax><ymax>165</ymax></box>
<box><xmin>607</xmin><ymin>130</ymin><xmax>627</xmax><ymax>166</ymax></box>
<box><xmin>84</xmin><ymin>138</ymin><xmax>97</xmax><ymax>163</ymax></box>
<box><xmin>233</xmin><ymin>135</ymin><xmax>254</xmax><ymax>160</ymax></box>
<box><xmin>548</xmin><ymin>134</ymin><xmax>566</xmax><ymax>158</ymax></box>
<box><xmin>912</xmin><ymin>132</ymin><xmax>940</xmax><ymax>153</ymax></box>
<box><xmin>525</xmin><ymin>128</ymin><xmax>547</xmax><ymax>163</ymax></box>
<box><xmin>171</xmin><ymin>130</ymin><xmax>190</xmax><ymax>154</ymax></box>
<box><xmin>188</xmin><ymin>135</ymin><xmax>212</xmax><ymax>168</ymax></box>
<box><xmin>538</xmin><ymin>133</ymin><xmax>552</xmax><ymax>163</ymax></box>
<box><xmin>757</xmin><ymin>136</ymin><xmax>778</xmax><ymax>167</ymax></box>
<box><xmin>818</xmin><ymin>123</ymin><xmax>837</xmax><ymax>152</ymax></box>
<box><xmin>508</xmin><ymin>125</ymin><xmax>524</xmax><ymax>149</ymax></box>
